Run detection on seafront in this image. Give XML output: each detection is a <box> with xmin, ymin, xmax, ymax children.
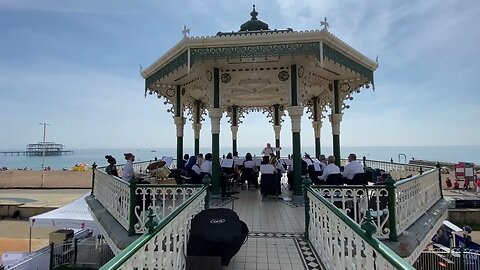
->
<box><xmin>0</xmin><ymin>170</ymin><xmax>91</xmax><ymax>189</ymax></box>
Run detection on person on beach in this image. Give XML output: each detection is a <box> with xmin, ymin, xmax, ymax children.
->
<box><xmin>122</xmin><ymin>153</ymin><xmax>135</xmax><ymax>181</ymax></box>
<box><xmin>105</xmin><ymin>155</ymin><xmax>119</xmax><ymax>177</ymax></box>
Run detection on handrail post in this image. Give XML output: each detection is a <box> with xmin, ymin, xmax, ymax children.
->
<box><xmin>302</xmin><ymin>175</ymin><xmax>312</xmax><ymax>239</ymax></box>
<box><xmin>91</xmin><ymin>162</ymin><xmax>97</xmax><ymax>196</ymax></box>
<box><xmin>73</xmin><ymin>238</ymin><xmax>78</xmax><ymax>265</ymax></box>
<box><xmin>436</xmin><ymin>162</ymin><xmax>444</xmax><ymax>198</ymax></box>
<box><xmin>128</xmin><ymin>180</ymin><xmax>137</xmax><ymax>236</ymax></box>
<box><xmin>385</xmin><ymin>177</ymin><xmax>398</xmax><ymax>241</ymax></box>
<box><xmin>202</xmin><ymin>175</ymin><xmax>211</xmax><ymax>210</ymax></box>
<box><xmin>145</xmin><ymin>209</ymin><xmax>158</xmax><ymax>234</ymax></box>
<box><xmin>361</xmin><ymin>210</ymin><xmax>377</xmax><ymax>237</ymax></box>
<box><xmin>49</xmin><ymin>242</ymin><xmax>54</xmax><ymax>270</ymax></box>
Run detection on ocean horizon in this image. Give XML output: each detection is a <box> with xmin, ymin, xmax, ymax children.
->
<box><xmin>0</xmin><ymin>145</ymin><xmax>479</xmax><ymax>170</ymax></box>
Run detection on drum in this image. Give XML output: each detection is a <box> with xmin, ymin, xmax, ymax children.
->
<box><xmin>155</xmin><ymin>166</ymin><xmax>171</xmax><ymax>179</ymax></box>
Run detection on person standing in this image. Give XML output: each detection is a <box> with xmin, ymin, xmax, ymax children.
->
<box><xmin>104</xmin><ymin>155</ymin><xmax>119</xmax><ymax>177</ymax></box>
<box><xmin>122</xmin><ymin>153</ymin><xmax>135</xmax><ymax>182</ymax></box>
<box><xmin>261</xmin><ymin>143</ymin><xmax>281</xmax><ymax>164</ymax></box>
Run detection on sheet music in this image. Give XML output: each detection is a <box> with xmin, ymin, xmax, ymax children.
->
<box><xmin>253</xmin><ymin>158</ymin><xmax>262</xmax><ymax>167</ymax></box>
<box><xmin>162</xmin><ymin>156</ymin><xmax>173</xmax><ymax>167</ymax></box>
<box><xmin>221</xmin><ymin>159</ymin><xmax>234</xmax><ymax>168</ymax></box>
<box><xmin>260</xmin><ymin>164</ymin><xmax>275</xmax><ymax>174</ymax></box>
<box><xmin>313</xmin><ymin>162</ymin><xmax>322</xmax><ymax>171</ymax></box>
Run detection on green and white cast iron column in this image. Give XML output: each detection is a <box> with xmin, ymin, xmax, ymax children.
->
<box><xmin>330</xmin><ymin>80</ymin><xmax>342</xmax><ymax>167</ymax></box>
<box><xmin>193</xmin><ymin>100</ymin><xmax>202</xmax><ymax>156</ymax></box>
<box><xmin>209</xmin><ymin>108</ymin><xmax>222</xmax><ymax>195</ymax></box>
<box><xmin>174</xmin><ymin>86</ymin><xmax>184</xmax><ymax>168</ymax></box>
<box><xmin>210</xmin><ymin>67</ymin><xmax>221</xmax><ymax>194</ymax></box>
<box><xmin>287</xmin><ymin>106</ymin><xmax>304</xmax><ymax>196</ymax></box>
<box><xmin>312</xmin><ymin>120</ymin><xmax>322</xmax><ymax>158</ymax></box>
<box><xmin>273</xmin><ymin>125</ymin><xmax>282</xmax><ymax>158</ymax></box>
<box><xmin>231</xmin><ymin>125</ymin><xmax>238</xmax><ymax>154</ymax></box>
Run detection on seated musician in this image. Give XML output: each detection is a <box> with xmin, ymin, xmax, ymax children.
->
<box><xmin>200</xmin><ymin>153</ymin><xmax>213</xmax><ymax>179</ymax></box>
<box><xmin>342</xmin><ymin>153</ymin><xmax>364</xmax><ymax>184</ymax></box>
<box><xmin>220</xmin><ymin>153</ymin><xmax>236</xmax><ymax>198</ymax></box>
<box><xmin>270</xmin><ymin>155</ymin><xmax>285</xmax><ymax>195</ymax></box>
<box><xmin>242</xmin><ymin>153</ymin><xmax>258</xmax><ymax>189</ymax></box>
<box><xmin>184</xmin><ymin>156</ymin><xmax>202</xmax><ymax>184</ymax></box>
<box><xmin>286</xmin><ymin>155</ymin><xmax>308</xmax><ymax>190</ymax></box>
<box><xmin>317</xmin><ymin>155</ymin><xmax>341</xmax><ymax>182</ymax></box>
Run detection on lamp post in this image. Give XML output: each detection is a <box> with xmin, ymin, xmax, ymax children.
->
<box><xmin>39</xmin><ymin>122</ymin><xmax>50</xmax><ymax>187</ymax></box>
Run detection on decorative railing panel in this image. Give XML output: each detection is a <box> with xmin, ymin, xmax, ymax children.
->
<box><xmin>395</xmin><ymin>169</ymin><xmax>441</xmax><ymax>236</ymax></box>
<box><xmin>415</xmin><ymin>247</ymin><xmax>480</xmax><ymax>270</ymax></box>
<box><xmin>94</xmin><ymin>169</ymin><xmax>131</xmax><ymax>231</ymax></box>
<box><xmin>133</xmin><ymin>185</ymin><xmax>203</xmax><ymax>234</ymax></box>
<box><xmin>306</xmin><ymin>187</ymin><xmax>414</xmax><ymax>270</ymax></box>
<box><xmin>314</xmin><ymin>186</ymin><xmax>390</xmax><ymax>239</ymax></box>
<box><xmin>100</xmin><ymin>186</ymin><xmax>208</xmax><ymax>270</ymax></box>
<box><xmin>363</xmin><ymin>159</ymin><xmax>431</xmax><ymax>180</ymax></box>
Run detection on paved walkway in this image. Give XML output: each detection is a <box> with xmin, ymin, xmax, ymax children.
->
<box><xmin>0</xmin><ymin>189</ymin><xmax>87</xmax><ymax>207</ymax></box>
<box><xmin>208</xmin><ymin>189</ymin><xmax>320</xmax><ymax>270</ymax></box>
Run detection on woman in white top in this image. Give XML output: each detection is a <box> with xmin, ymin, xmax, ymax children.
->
<box><xmin>122</xmin><ymin>153</ymin><xmax>135</xmax><ymax>182</ymax></box>
<box><xmin>242</xmin><ymin>153</ymin><xmax>258</xmax><ymax>189</ymax></box>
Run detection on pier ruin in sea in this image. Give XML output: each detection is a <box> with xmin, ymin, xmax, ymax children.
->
<box><xmin>0</xmin><ymin>142</ymin><xmax>73</xmax><ymax>156</ymax></box>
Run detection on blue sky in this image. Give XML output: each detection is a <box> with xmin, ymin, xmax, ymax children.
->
<box><xmin>0</xmin><ymin>0</ymin><xmax>478</xmax><ymax>150</ymax></box>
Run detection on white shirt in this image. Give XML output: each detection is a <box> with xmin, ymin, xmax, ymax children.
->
<box><xmin>261</xmin><ymin>146</ymin><xmax>280</xmax><ymax>157</ymax></box>
<box><xmin>200</xmin><ymin>160</ymin><xmax>212</xmax><ymax>175</ymax></box>
<box><xmin>122</xmin><ymin>160</ymin><xmax>134</xmax><ymax>181</ymax></box>
<box><xmin>342</xmin><ymin>160</ymin><xmax>364</xmax><ymax>180</ymax></box>
<box><xmin>275</xmin><ymin>163</ymin><xmax>286</xmax><ymax>174</ymax></box>
<box><xmin>243</xmin><ymin>160</ymin><xmax>256</xmax><ymax>169</ymax></box>
<box><xmin>319</xmin><ymin>163</ymin><xmax>341</xmax><ymax>181</ymax></box>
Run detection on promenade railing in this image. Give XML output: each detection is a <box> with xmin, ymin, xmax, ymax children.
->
<box><xmin>99</xmin><ymin>183</ymin><xmax>209</xmax><ymax>270</ymax></box>
<box><xmin>311</xmin><ymin>167</ymin><xmax>442</xmax><ymax>241</ymax></box>
<box><xmin>92</xmin><ymin>159</ymin><xmax>203</xmax><ymax>235</ymax></box>
<box><xmin>362</xmin><ymin>159</ymin><xmax>434</xmax><ymax>180</ymax></box>
<box><xmin>304</xmin><ymin>180</ymin><xmax>415</xmax><ymax>270</ymax></box>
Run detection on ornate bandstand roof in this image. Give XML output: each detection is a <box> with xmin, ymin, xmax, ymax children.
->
<box><xmin>141</xmin><ymin>6</ymin><xmax>378</xmax><ymax>121</ymax></box>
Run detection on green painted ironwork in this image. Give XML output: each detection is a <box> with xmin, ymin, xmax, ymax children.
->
<box><xmin>275</xmin><ymin>138</ymin><xmax>280</xmax><ymax>158</ymax></box>
<box><xmin>315</xmin><ymin>138</ymin><xmax>321</xmax><ymax>158</ymax></box>
<box><xmin>333</xmin><ymin>80</ymin><xmax>341</xmax><ymax>167</ymax></box>
<box><xmin>128</xmin><ymin>180</ymin><xmax>137</xmax><ymax>236</ymax></box>
<box><xmin>202</xmin><ymin>175</ymin><xmax>211</xmax><ymax>209</ymax></box>
<box><xmin>144</xmin><ymin>42</ymin><xmax>375</xmax><ymax>90</ymax></box>
<box><xmin>194</xmin><ymin>138</ymin><xmax>199</xmax><ymax>156</ymax></box>
<box><xmin>214</xmin><ymin>68</ymin><xmax>220</xmax><ymax>107</ymax></box>
<box><xmin>305</xmin><ymin>186</ymin><xmax>415</xmax><ymax>270</ymax></box>
<box><xmin>91</xmin><ymin>162</ymin><xmax>97</xmax><ymax>196</ymax></box>
<box><xmin>292</xmin><ymin>132</ymin><xmax>302</xmax><ymax>196</ymax></box>
<box><xmin>385</xmin><ymin>177</ymin><xmax>398</xmax><ymax>241</ymax></box>
<box><xmin>145</xmin><ymin>209</ymin><xmax>157</xmax><ymax>234</ymax></box>
<box><xmin>100</xmin><ymin>185</ymin><xmax>208</xmax><ymax>270</ymax></box>
<box><xmin>145</xmin><ymin>51</ymin><xmax>188</xmax><ymax>89</ymax></box>
<box><xmin>177</xmin><ymin>136</ymin><xmax>183</xmax><ymax>170</ymax></box>
<box><xmin>190</xmin><ymin>43</ymin><xmax>319</xmax><ymax>63</ymax></box>
<box><xmin>291</xmin><ymin>64</ymin><xmax>298</xmax><ymax>106</ymax></box>
<box><xmin>323</xmin><ymin>43</ymin><xmax>374</xmax><ymax>83</ymax></box>
<box><xmin>212</xmin><ymin>134</ymin><xmax>220</xmax><ymax>195</ymax></box>
<box><xmin>233</xmin><ymin>139</ymin><xmax>237</xmax><ymax>155</ymax></box>
<box><xmin>333</xmin><ymin>135</ymin><xmax>340</xmax><ymax>167</ymax></box>
<box><xmin>302</xmin><ymin>176</ymin><xmax>312</xmax><ymax>239</ymax></box>
<box><xmin>361</xmin><ymin>210</ymin><xmax>377</xmax><ymax>237</ymax></box>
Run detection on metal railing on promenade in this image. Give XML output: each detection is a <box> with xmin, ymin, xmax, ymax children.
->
<box><xmin>99</xmin><ymin>182</ymin><xmax>210</xmax><ymax>270</ymax></box>
<box><xmin>304</xmin><ymin>179</ymin><xmax>415</xmax><ymax>270</ymax></box>
<box><xmin>362</xmin><ymin>159</ymin><xmax>434</xmax><ymax>180</ymax></box>
<box><xmin>415</xmin><ymin>247</ymin><xmax>480</xmax><ymax>270</ymax></box>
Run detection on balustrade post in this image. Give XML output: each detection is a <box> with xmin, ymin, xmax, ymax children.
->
<box><xmin>91</xmin><ymin>162</ymin><xmax>97</xmax><ymax>196</ymax></box>
<box><xmin>73</xmin><ymin>238</ymin><xmax>78</xmax><ymax>265</ymax></box>
<box><xmin>436</xmin><ymin>162</ymin><xmax>444</xmax><ymax>198</ymax></box>
<box><xmin>145</xmin><ymin>209</ymin><xmax>158</xmax><ymax>234</ymax></box>
<box><xmin>202</xmin><ymin>175</ymin><xmax>211</xmax><ymax>209</ymax></box>
<box><xmin>361</xmin><ymin>210</ymin><xmax>377</xmax><ymax>237</ymax></box>
<box><xmin>385</xmin><ymin>177</ymin><xmax>398</xmax><ymax>241</ymax></box>
<box><xmin>302</xmin><ymin>176</ymin><xmax>312</xmax><ymax>239</ymax></box>
<box><xmin>128</xmin><ymin>180</ymin><xmax>137</xmax><ymax>236</ymax></box>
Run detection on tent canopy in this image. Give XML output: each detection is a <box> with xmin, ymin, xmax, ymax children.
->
<box><xmin>29</xmin><ymin>193</ymin><xmax>98</xmax><ymax>232</ymax></box>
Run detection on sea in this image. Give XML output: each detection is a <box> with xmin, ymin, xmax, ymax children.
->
<box><xmin>0</xmin><ymin>146</ymin><xmax>479</xmax><ymax>170</ymax></box>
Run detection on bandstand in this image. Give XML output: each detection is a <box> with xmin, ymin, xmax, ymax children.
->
<box><xmin>141</xmin><ymin>6</ymin><xmax>378</xmax><ymax>196</ymax></box>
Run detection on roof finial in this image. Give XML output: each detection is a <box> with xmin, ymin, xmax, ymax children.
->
<box><xmin>250</xmin><ymin>4</ymin><xmax>258</xmax><ymax>20</ymax></box>
<box><xmin>321</xmin><ymin>17</ymin><xmax>329</xmax><ymax>30</ymax></box>
<box><xmin>182</xmin><ymin>25</ymin><xmax>190</xmax><ymax>39</ymax></box>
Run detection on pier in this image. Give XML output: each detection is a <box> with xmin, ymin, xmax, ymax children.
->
<box><xmin>1</xmin><ymin>142</ymin><xmax>73</xmax><ymax>156</ymax></box>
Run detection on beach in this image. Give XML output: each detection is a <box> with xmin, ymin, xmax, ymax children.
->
<box><xmin>0</xmin><ymin>170</ymin><xmax>91</xmax><ymax>189</ymax></box>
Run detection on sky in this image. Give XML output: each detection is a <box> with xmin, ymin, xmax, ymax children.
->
<box><xmin>0</xmin><ymin>0</ymin><xmax>479</xmax><ymax>150</ymax></box>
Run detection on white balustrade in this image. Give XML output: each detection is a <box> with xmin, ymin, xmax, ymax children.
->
<box><xmin>315</xmin><ymin>186</ymin><xmax>390</xmax><ymax>239</ymax></box>
<box><xmin>115</xmin><ymin>189</ymin><xmax>206</xmax><ymax>270</ymax></box>
<box><xmin>363</xmin><ymin>159</ymin><xmax>430</xmax><ymax>180</ymax></box>
<box><xmin>307</xmin><ymin>191</ymin><xmax>413</xmax><ymax>270</ymax></box>
<box><xmin>395</xmin><ymin>169</ymin><xmax>441</xmax><ymax>235</ymax></box>
<box><xmin>133</xmin><ymin>185</ymin><xmax>203</xmax><ymax>234</ymax></box>
<box><xmin>94</xmin><ymin>169</ymin><xmax>131</xmax><ymax>231</ymax></box>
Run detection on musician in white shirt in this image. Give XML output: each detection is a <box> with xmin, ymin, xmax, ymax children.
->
<box><xmin>200</xmin><ymin>153</ymin><xmax>212</xmax><ymax>176</ymax></box>
<box><xmin>342</xmin><ymin>153</ymin><xmax>364</xmax><ymax>181</ymax></box>
<box><xmin>261</xmin><ymin>143</ymin><xmax>281</xmax><ymax>157</ymax></box>
<box><xmin>318</xmin><ymin>156</ymin><xmax>340</xmax><ymax>181</ymax></box>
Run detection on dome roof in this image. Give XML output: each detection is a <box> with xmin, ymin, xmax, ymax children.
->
<box><xmin>240</xmin><ymin>5</ymin><xmax>269</xmax><ymax>31</ymax></box>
